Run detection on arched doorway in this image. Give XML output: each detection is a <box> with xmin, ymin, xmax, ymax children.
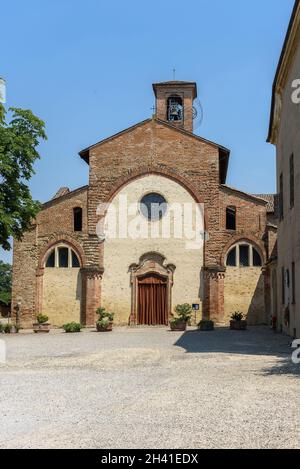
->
<box><xmin>137</xmin><ymin>273</ymin><xmax>168</xmax><ymax>325</ymax></box>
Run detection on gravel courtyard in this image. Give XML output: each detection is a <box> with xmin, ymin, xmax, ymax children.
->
<box><xmin>1</xmin><ymin>326</ymin><xmax>300</xmax><ymax>449</ymax></box>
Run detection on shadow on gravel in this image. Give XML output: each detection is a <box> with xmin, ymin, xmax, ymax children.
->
<box><xmin>261</xmin><ymin>357</ymin><xmax>300</xmax><ymax>377</ymax></box>
<box><xmin>175</xmin><ymin>327</ymin><xmax>300</xmax><ymax>377</ymax></box>
<box><xmin>175</xmin><ymin>327</ymin><xmax>291</xmax><ymax>356</ymax></box>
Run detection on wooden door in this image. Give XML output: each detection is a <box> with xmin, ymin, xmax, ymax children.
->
<box><xmin>137</xmin><ymin>274</ymin><xmax>168</xmax><ymax>325</ymax></box>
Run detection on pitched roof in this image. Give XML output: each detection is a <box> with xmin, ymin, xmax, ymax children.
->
<box><xmin>78</xmin><ymin>117</ymin><xmax>230</xmax><ymax>164</ymax></box>
<box><xmin>52</xmin><ymin>187</ymin><xmax>70</xmax><ymax>200</ymax></box>
<box><xmin>42</xmin><ymin>185</ymin><xmax>88</xmax><ymax>209</ymax></box>
<box><xmin>252</xmin><ymin>194</ymin><xmax>275</xmax><ymax>213</ymax></box>
<box><xmin>221</xmin><ymin>185</ymin><xmax>268</xmax><ymax>205</ymax></box>
<box><xmin>267</xmin><ymin>0</ymin><xmax>300</xmax><ymax>143</ymax></box>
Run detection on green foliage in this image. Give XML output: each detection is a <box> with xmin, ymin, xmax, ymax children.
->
<box><xmin>174</xmin><ymin>304</ymin><xmax>192</xmax><ymax>322</ymax></box>
<box><xmin>96</xmin><ymin>307</ymin><xmax>114</xmax><ymax>322</ymax></box>
<box><xmin>97</xmin><ymin>317</ymin><xmax>111</xmax><ymax>329</ymax></box>
<box><xmin>63</xmin><ymin>322</ymin><xmax>81</xmax><ymax>333</ymax></box>
<box><xmin>0</xmin><ymin>261</ymin><xmax>12</xmax><ymax>305</ymax></box>
<box><xmin>4</xmin><ymin>323</ymin><xmax>12</xmax><ymax>333</ymax></box>
<box><xmin>231</xmin><ymin>312</ymin><xmax>245</xmax><ymax>321</ymax></box>
<box><xmin>198</xmin><ymin>320</ymin><xmax>214</xmax><ymax>331</ymax></box>
<box><xmin>0</xmin><ymin>323</ymin><xmax>3</xmax><ymax>333</ymax></box>
<box><xmin>170</xmin><ymin>317</ymin><xmax>184</xmax><ymax>326</ymax></box>
<box><xmin>0</xmin><ymin>103</ymin><xmax>47</xmax><ymax>250</ymax></box>
<box><xmin>36</xmin><ymin>314</ymin><xmax>49</xmax><ymax>324</ymax></box>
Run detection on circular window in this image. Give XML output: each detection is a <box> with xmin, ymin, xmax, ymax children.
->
<box><xmin>140</xmin><ymin>193</ymin><xmax>167</xmax><ymax>221</ymax></box>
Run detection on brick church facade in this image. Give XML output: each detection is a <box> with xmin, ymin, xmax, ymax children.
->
<box><xmin>12</xmin><ymin>81</ymin><xmax>276</xmax><ymax>328</ymax></box>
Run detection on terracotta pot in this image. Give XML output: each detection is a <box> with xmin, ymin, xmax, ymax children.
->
<box><xmin>230</xmin><ymin>320</ymin><xmax>247</xmax><ymax>331</ymax></box>
<box><xmin>96</xmin><ymin>322</ymin><xmax>113</xmax><ymax>332</ymax></box>
<box><xmin>170</xmin><ymin>321</ymin><xmax>187</xmax><ymax>332</ymax></box>
<box><xmin>33</xmin><ymin>323</ymin><xmax>51</xmax><ymax>333</ymax></box>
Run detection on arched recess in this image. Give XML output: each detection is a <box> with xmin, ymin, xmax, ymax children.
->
<box><xmin>36</xmin><ymin>237</ymin><xmax>85</xmax><ymax>326</ymax></box>
<box><xmin>100</xmin><ymin>173</ymin><xmax>204</xmax><ymax>325</ymax></box>
<box><xmin>222</xmin><ymin>237</ymin><xmax>266</xmax><ymax>325</ymax></box>
<box><xmin>102</xmin><ymin>167</ymin><xmax>207</xmax><ymax>229</ymax></box>
<box><xmin>95</xmin><ymin>169</ymin><xmax>207</xmax><ymax>267</ymax></box>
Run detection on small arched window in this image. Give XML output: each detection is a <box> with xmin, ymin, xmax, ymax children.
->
<box><xmin>226</xmin><ymin>243</ymin><xmax>262</xmax><ymax>268</ymax></box>
<box><xmin>73</xmin><ymin>207</ymin><xmax>82</xmax><ymax>232</ymax></box>
<box><xmin>45</xmin><ymin>246</ymin><xmax>80</xmax><ymax>268</ymax></box>
<box><xmin>226</xmin><ymin>206</ymin><xmax>236</xmax><ymax>230</ymax></box>
<box><xmin>167</xmin><ymin>96</ymin><xmax>183</xmax><ymax>122</ymax></box>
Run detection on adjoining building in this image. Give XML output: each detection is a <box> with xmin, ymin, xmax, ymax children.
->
<box><xmin>268</xmin><ymin>0</ymin><xmax>300</xmax><ymax>337</ymax></box>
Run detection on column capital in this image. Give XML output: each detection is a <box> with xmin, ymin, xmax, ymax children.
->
<box><xmin>81</xmin><ymin>266</ymin><xmax>104</xmax><ymax>280</ymax></box>
<box><xmin>203</xmin><ymin>265</ymin><xmax>226</xmax><ymax>280</ymax></box>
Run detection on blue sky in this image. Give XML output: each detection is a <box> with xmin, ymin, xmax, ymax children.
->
<box><xmin>1</xmin><ymin>0</ymin><xmax>295</xmax><ymax>262</ymax></box>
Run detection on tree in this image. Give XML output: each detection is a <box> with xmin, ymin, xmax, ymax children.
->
<box><xmin>0</xmin><ymin>103</ymin><xmax>47</xmax><ymax>250</ymax></box>
<box><xmin>0</xmin><ymin>260</ymin><xmax>12</xmax><ymax>305</ymax></box>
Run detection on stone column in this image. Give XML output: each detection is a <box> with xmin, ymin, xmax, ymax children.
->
<box><xmin>81</xmin><ymin>267</ymin><xmax>104</xmax><ymax>326</ymax></box>
<box><xmin>202</xmin><ymin>266</ymin><xmax>226</xmax><ymax>322</ymax></box>
<box><xmin>35</xmin><ymin>267</ymin><xmax>44</xmax><ymax>316</ymax></box>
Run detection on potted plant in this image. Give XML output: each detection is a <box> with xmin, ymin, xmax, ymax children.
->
<box><xmin>96</xmin><ymin>307</ymin><xmax>114</xmax><ymax>332</ymax></box>
<box><xmin>198</xmin><ymin>319</ymin><xmax>214</xmax><ymax>331</ymax></box>
<box><xmin>63</xmin><ymin>322</ymin><xmax>82</xmax><ymax>333</ymax></box>
<box><xmin>4</xmin><ymin>323</ymin><xmax>12</xmax><ymax>334</ymax></box>
<box><xmin>170</xmin><ymin>304</ymin><xmax>192</xmax><ymax>331</ymax></box>
<box><xmin>1</xmin><ymin>322</ymin><xmax>19</xmax><ymax>334</ymax></box>
<box><xmin>230</xmin><ymin>312</ymin><xmax>247</xmax><ymax>331</ymax></box>
<box><xmin>33</xmin><ymin>314</ymin><xmax>51</xmax><ymax>333</ymax></box>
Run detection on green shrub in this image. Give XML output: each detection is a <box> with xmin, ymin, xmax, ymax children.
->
<box><xmin>198</xmin><ymin>320</ymin><xmax>214</xmax><ymax>330</ymax></box>
<box><xmin>230</xmin><ymin>312</ymin><xmax>244</xmax><ymax>321</ymax></box>
<box><xmin>4</xmin><ymin>323</ymin><xmax>12</xmax><ymax>333</ymax></box>
<box><xmin>63</xmin><ymin>322</ymin><xmax>82</xmax><ymax>333</ymax></box>
<box><xmin>36</xmin><ymin>314</ymin><xmax>49</xmax><ymax>324</ymax></box>
<box><xmin>96</xmin><ymin>307</ymin><xmax>114</xmax><ymax>322</ymax></box>
<box><xmin>170</xmin><ymin>317</ymin><xmax>184</xmax><ymax>326</ymax></box>
<box><xmin>0</xmin><ymin>323</ymin><xmax>3</xmax><ymax>333</ymax></box>
<box><xmin>97</xmin><ymin>317</ymin><xmax>111</xmax><ymax>329</ymax></box>
<box><xmin>174</xmin><ymin>304</ymin><xmax>192</xmax><ymax>323</ymax></box>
